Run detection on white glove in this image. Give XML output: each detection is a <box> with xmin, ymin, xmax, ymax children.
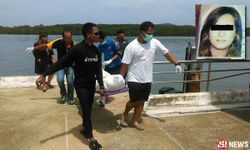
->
<box><xmin>25</xmin><ymin>47</ymin><xmax>34</xmax><ymax>53</ymax></box>
<box><xmin>103</xmin><ymin>59</ymin><xmax>112</xmax><ymax>65</ymax></box>
<box><xmin>175</xmin><ymin>64</ymin><xmax>182</xmax><ymax>74</ymax></box>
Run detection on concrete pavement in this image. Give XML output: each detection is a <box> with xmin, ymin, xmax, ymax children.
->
<box><xmin>0</xmin><ymin>87</ymin><xmax>249</xmax><ymax>150</ymax></box>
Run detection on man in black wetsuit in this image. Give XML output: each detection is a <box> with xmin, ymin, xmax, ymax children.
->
<box><xmin>36</xmin><ymin>23</ymin><xmax>104</xmax><ymax>150</ymax></box>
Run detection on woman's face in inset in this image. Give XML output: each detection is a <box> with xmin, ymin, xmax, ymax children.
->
<box><xmin>209</xmin><ymin>14</ymin><xmax>236</xmax><ymax>50</ymax></box>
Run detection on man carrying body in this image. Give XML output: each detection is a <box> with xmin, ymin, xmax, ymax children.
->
<box><xmin>120</xmin><ymin>21</ymin><xmax>182</xmax><ymax>130</ymax></box>
<box><xmin>36</xmin><ymin>23</ymin><xmax>104</xmax><ymax>150</ymax></box>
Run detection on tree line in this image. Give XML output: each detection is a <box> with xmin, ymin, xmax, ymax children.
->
<box><xmin>0</xmin><ymin>24</ymin><xmax>249</xmax><ymax>36</ymax></box>
<box><xmin>0</xmin><ymin>24</ymin><xmax>194</xmax><ymax>36</ymax></box>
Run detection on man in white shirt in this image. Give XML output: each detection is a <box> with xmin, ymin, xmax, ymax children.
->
<box><xmin>120</xmin><ymin>21</ymin><xmax>182</xmax><ymax>130</ymax></box>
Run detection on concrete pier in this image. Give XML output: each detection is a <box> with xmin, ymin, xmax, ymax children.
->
<box><xmin>0</xmin><ymin>76</ymin><xmax>250</xmax><ymax>150</ymax></box>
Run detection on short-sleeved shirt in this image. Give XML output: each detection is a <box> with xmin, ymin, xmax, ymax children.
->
<box><xmin>47</xmin><ymin>38</ymin><xmax>74</xmax><ymax>60</ymax></box>
<box><xmin>98</xmin><ymin>38</ymin><xmax>122</xmax><ymax>69</ymax></box>
<box><xmin>122</xmin><ymin>38</ymin><xmax>169</xmax><ymax>83</ymax></box>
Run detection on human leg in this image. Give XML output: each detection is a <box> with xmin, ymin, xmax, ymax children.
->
<box><xmin>65</xmin><ymin>67</ymin><xmax>74</xmax><ymax>104</ymax></box>
<box><xmin>127</xmin><ymin>82</ymin><xmax>151</xmax><ymax>130</ymax></box>
<box><xmin>75</xmin><ymin>87</ymin><xmax>102</xmax><ymax>148</ymax></box>
<box><xmin>120</xmin><ymin>101</ymin><xmax>137</xmax><ymax>127</ymax></box>
<box><xmin>46</xmin><ymin>74</ymin><xmax>54</xmax><ymax>88</ymax></box>
<box><xmin>56</xmin><ymin>69</ymin><xmax>66</xmax><ymax>103</ymax></box>
<box><xmin>129</xmin><ymin>101</ymin><xmax>145</xmax><ymax>129</ymax></box>
<box><xmin>75</xmin><ymin>87</ymin><xmax>95</xmax><ymax>139</ymax></box>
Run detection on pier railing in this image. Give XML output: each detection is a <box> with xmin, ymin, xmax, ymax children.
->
<box><xmin>152</xmin><ymin>59</ymin><xmax>250</xmax><ymax>93</ymax></box>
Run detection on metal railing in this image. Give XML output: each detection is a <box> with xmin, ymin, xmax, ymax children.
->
<box><xmin>152</xmin><ymin>59</ymin><xmax>250</xmax><ymax>92</ymax></box>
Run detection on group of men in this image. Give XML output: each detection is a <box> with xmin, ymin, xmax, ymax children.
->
<box><xmin>26</xmin><ymin>21</ymin><xmax>182</xmax><ymax>150</ymax></box>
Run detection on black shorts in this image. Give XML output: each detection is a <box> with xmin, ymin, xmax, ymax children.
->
<box><xmin>127</xmin><ymin>82</ymin><xmax>151</xmax><ymax>102</ymax></box>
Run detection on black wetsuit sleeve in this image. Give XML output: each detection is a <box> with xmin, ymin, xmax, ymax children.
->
<box><xmin>96</xmin><ymin>52</ymin><xmax>104</xmax><ymax>88</ymax></box>
<box><xmin>42</xmin><ymin>47</ymin><xmax>75</xmax><ymax>77</ymax></box>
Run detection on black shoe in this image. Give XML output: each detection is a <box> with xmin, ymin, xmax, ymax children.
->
<box><xmin>89</xmin><ymin>140</ymin><xmax>102</xmax><ymax>150</ymax></box>
<box><xmin>67</xmin><ymin>99</ymin><xmax>75</xmax><ymax>105</ymax></box>
<box><xmin>58</xmin><ymin>96</ymin><xmax>66</xmax><ymax>104</ymax></box>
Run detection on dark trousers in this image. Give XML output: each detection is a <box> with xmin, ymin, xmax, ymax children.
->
<box><xmin>75</xmin><ymin>86</ymin><xmax>95</xmax><ymax>139</ymax></box>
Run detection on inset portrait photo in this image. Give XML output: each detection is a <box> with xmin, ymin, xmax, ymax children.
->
<box><xmin>196</xmin><ymin>5</ymin><xmax>246</xmax><ymax>59</ymax></box>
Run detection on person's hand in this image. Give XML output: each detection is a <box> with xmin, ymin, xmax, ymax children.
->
<box><xmin>103</xmin><ymin>59</ymin><xmax>112</xmax><ymax>65</ymax></box>
<box><xmin>99</xmin><ymin>88</ymin><xmax>105</xmax><ymax>97</ymax></box>
<box><xmin>25</xmin><ymin>47</ymin><xmax>34</xmax><ymax>53</ymax></box>
<box><xmin>175</xmin><ymin>64</ymin><xmax>182</xmax><ymax>74</ymax></box>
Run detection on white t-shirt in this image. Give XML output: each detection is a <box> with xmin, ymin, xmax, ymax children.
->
<box><xmin>122</xmin><ymin>38</ymin><xmax>169</xmax><ymax>83</ymax></box>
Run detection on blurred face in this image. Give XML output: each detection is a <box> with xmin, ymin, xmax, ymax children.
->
<box><xmin>143</xmin><ymin>27</ymin><xmax>154</xmax><ymax>36</ymax></box>
<box><xmin>88</xmin><ymin>26</ymin><xmax>99</xmax><ymax>42</ymax></box>
<box><xmin>117</xmin><ymin>33</ymin><xmax>125</xmax><ymax>41</ymax></box>
<box><xmin>209</xmin><ymin>14</ymin><xmax>236</xmax><ymax>50</ymax></box>
<box><xmin>63</xmin><ymin>31</ymin><xmax>72</xmax><ymax>45</ymax></box>
<box><xmin>41</xmin><ymin>36</ymin><xmax>48</xmax><ymax>43</ymax></box>
<box><xmin>141</xmin><ymin>27</ymin><xmax>154</xmax><ymax>43</ymax></box>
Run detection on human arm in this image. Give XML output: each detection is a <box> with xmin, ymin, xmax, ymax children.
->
<box><xmin>25</xmin><ymin>38</ymin><xmax>62</xmax><ymax>53</ymax></box>
<box><xmin>103</xmin><ymin>39</ymin><xmax>121</xmax><ymax>65</ymax></box>
<box><xmin>164</xmin><ymin>52</ymin><xmax>182</xmax><ymax>74</ymax></box>
<box><xmin>103</xmin><ymin>54</ymin><xmax>119</xmax><ymax>65</ymax></box>
<box><xmin>120</xmin><ymin>63</ymin><xmax>128</xmax><ymax>78</ymax></box>
<box><xmin>42</xmin><ymin>47</ymin><xmax>75</xmax><ymax>77</ymax></box>
<box><xmin>25</xmin><ymin>44</ymin><xmax>48</xmax><ymax>53</ymax></box>
<box><xmin>120</xmin><ymin>43</ymin><xmax>132</xmax><ymax>77</ymax></box>
<box><xmin>37</xmin><ymin>48</ymin><xmax>75</xmax><ymax>87</ymax></box>
<box><xmin>155</xmin><ymin>39</ymin><xmax>182</xmax><ymax>74</ymax></box>
<box><xmin>96</xmin><ymin>52</ymin><xmax>105</xmax><ymax>96</ymax></box>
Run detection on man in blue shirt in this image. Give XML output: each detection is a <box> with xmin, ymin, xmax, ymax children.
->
<box><xmin>114</xmin><ymin>29</ymin><xmax>129</xmax><ymax>59</ymax></box>
<box><xmin>98</xmin><ymin>31</ymin><xmax>122</xmax><ymax>75</ymax></box>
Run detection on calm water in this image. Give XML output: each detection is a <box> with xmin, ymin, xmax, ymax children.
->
<box><xmin>0</xmin><ymin>34</ymin><xmax>249</xmax><ymax>93</ymax></box>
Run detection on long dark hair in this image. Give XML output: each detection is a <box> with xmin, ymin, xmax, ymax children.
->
<box><xmin>198</xmin><ymin>6</ymin><xmax>242</xmax><ymax>57</ymax></box>
<box><xmin>37</xmin><ymin>32</ymin><xmax>48</xmax><ymax>45</ymax></box>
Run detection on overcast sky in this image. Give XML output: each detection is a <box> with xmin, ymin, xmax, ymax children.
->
<box><xmin>0</xmin><ymin>0</ymin><xmax>249</xmax><ymax>27</ymax></box>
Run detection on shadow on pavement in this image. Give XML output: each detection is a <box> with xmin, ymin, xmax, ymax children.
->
<box><xmin>39</xmin><ymin>124</ymin><xmax>89</xmax><ymax>146</ymax></box>
<box><xmin>223</xmin><ymin>107</ymin><xmax>250</xmax><ymax>123</ymax></box>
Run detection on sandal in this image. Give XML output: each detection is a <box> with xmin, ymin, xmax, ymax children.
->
<box><xmin>120</xmin><ymin>114</ymin><xmax>129</xmax><ymax>127</ymax></box>
<box><xmin>129</xmin><ymin>121</ymin><xmax>144</xmax><ymax>130</ymax></box>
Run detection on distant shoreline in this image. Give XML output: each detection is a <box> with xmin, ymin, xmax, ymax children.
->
<box><xmin>0</xmin><ymin>24</ymin><xmax>193</xmax><ymax>36</ymax></box>
<box><xmin>1</xmin><ymin>24</ymin><xmax>249</xmax><ymax>36</ymax></box>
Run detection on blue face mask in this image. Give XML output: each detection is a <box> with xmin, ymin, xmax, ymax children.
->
<box><xmin>143</xmin><ymin>33</ymin><xmax>153</xmax><ymax>42</ymax></box>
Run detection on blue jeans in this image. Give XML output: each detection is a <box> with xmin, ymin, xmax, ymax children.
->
<box><xmin>75</xmin><ymin>87</ymin><xmax>95</xmax><ymax>139</ymax></box>
<box><xmin>56</xmin><ymin>67</ymin><xmax>74</xmax><ymax>101</ymax></box>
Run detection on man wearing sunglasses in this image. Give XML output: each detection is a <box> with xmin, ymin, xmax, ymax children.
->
<box><xmin>120</xmin><ymin>21</ymin><xmax>182</xmax><ymax>130</ymax></box>
<box><xmin>36</xmin><ymin>22</ymin><xmax>104</xmax><ymax>150</ymax></box>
